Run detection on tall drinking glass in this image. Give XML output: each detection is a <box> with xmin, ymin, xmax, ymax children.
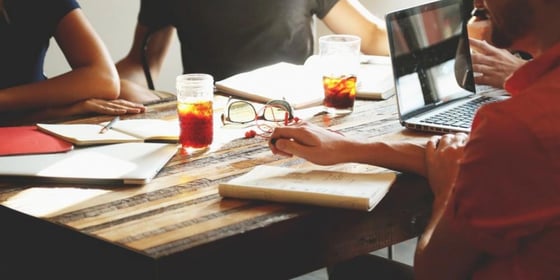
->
<box><xmin>319</xmin><ymin>34</ymin><xmax>361</xmax><ymax>115</ymax></box>
<box><xmin>176</xmin><ymin>73</ymin><xmax>214</xmax><ymax>152</ymax></box>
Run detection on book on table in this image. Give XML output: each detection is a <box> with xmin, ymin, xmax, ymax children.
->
<box><xmin>36</xmin><ymin>118</ymin><xmax>179</xmax><ymax>146</ymax></box>
<box><xmin>0</xmin><ymin>142</ymin><xmax>178</xmax><ymax>185</ymax></box>
<box><xmin>0</xmin><ymin>125</ymin><xmax>74</xmax><ymax>156</ymax></box>
<box><xmin>214</xmin><ymin>56</ymin><xmax>394</xmax><ymax>109</ymax></box>
<box><xmin>218</xmin><ymin>165</ymin><xmax>397</xmax><ymax>212</ymax></box>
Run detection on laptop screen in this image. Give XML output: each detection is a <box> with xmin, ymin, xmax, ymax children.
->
<box><xmin>386</xmin><ymin>0</ymin><xmax>475</xmax><ymax>119</ymax></box>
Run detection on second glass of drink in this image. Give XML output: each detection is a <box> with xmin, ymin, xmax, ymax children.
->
<box><xmin>319</xmin><ymin>34</ymin><xmax>361</xmax><ymax>115</ymax></box>
<box><xmin>176</xmin><ymin>73</ymin><xmax>214</xmax><ymax>152</ymax></box>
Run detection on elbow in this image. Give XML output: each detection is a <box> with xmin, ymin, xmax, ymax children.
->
<box><xmin>94</xmin><ymin>67</ymin><xmax>121</xmax><ymax>100</ymax></box>
<box><xmin>99</xmin><ymin>75</ymin><xmax>121</xmax><ymax>100</ymax></box>
<box><xmin>361</xmin><ymin>27</ymin><xmax>390</xmax><ymax>56</ymax></box>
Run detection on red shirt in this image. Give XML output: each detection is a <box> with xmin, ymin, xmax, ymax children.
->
<box><xmin>451</xmin><ymin>42</ymin><xmax>560</xmax><ymax>279</ymax></box>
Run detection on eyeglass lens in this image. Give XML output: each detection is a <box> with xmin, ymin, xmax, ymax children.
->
<box><xmin>227</xmin><ymin>100</ymin><xmax>291</xmax><ymax>124</ymax></box>
<box><xmin>228</xmin><ymin>101</ymin><xmax>257</xmax><ymax>123</ymax></box>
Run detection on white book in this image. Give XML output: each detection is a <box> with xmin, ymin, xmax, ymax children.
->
<box><xmin>218</xmin><ymin>165</ymin><xmax>396</xmax><ymax>211</ymax></box>
<box><xmin>0</xmin><ymin>142</ymin><xmax>178</xmax><ymax>185</ymax></box>
<box><xmin>215</xmin><ymin>58</ymin><xmax>394</xmax><ymax>110</ymax></box>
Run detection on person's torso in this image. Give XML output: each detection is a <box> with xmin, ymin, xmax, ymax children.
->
<box><xmin>456</xmin><ymin>46</ymin><xmax>560</xmax><ymax>279</ymax></box>
<box><xmin>140</xmin><ymin>0</ymin><xmax>338</xmax><ymax>80</ymax></box>
<box><xmin>0</xmin><ymin>0</ymin><xmax>79</xmax><ymax>89</ymax></box>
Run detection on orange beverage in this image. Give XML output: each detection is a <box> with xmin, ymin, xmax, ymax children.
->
<box><xmin>177</xmin><ymin>100</ymin><xmax>213</xmax><ymax>149</ymax></box>
<box><xmin>323</xmin><ymin>75</ymin><xmax>357</xmax><ymax>111</ymax></box>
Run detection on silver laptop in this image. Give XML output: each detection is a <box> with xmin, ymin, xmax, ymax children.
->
<box><xmin>386</xmin><ymin>0</ymin><xmax>508</xmax><ymax>133</ymax></box>
<box><xmin>0</xmin><ymin>142</ymin><xmax>178</xmax><ymax>185</ymax></box>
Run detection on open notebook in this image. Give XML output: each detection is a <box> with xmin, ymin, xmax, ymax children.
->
<box><xmin>0</xmin><ymin>142</ymin><xmax>178</xmax><ymax>185</ymax></box>
<box><xmin>37</xmin><ymin>118</ymin><xmax>179</xmax><ymax>146</ymax></box>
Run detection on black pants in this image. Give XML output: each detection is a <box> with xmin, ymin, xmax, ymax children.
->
<box><xmin>327</xmin><ymin>254</ymin><xmax>414</xmax><ymax>280</ymax></box>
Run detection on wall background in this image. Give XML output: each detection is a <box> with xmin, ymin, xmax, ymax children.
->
<box><xmin>45</xmin><ymin>0</ymin><xmax>430</xmax><ymax>94</ymax></box>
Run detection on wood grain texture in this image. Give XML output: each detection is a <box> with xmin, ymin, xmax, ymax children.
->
<box><xmin>0</xmin><ymin>96</ymin><xmax>433</xmax><ymax>280</ymax></box>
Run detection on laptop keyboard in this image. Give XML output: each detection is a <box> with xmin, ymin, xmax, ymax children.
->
<box><xmin>421</xmin><ymin>96</ymin><xmax>497</xmax><ymax>129</ymax></box>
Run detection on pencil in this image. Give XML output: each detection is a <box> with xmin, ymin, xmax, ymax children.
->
<box><xmin>99</xmin><ymin>116</ymin><xmax>120</xmax><ymax>134</ymax></box>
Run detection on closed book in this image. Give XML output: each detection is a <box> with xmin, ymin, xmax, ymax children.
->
<box><xmin>0</xmin><ymin>125</ymin><xmax>73</xmax><ymax>156</ymax></box>
<box><xmin>0</xmin><ymin>142</ymin><xmax>178</xmax><ymax>185</ymax></box>
<box><xmin>219</xmin><ymin>165</ymin><xmax>396</xmax><ymax>211</ymax></box>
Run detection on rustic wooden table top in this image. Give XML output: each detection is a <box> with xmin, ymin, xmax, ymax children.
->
<box><xmin>0</xmin><ymin>95</ymin><xmax>434</xmax><ymax>280</ymax></box>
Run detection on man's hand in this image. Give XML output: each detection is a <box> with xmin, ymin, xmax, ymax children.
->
<box><xmin>470</xmin><ymin>38</ymin><xmax>527</xmax><ymax>89</ymax></box>
<box><xmin>268</xmin><ymin>121</ymin><xmax>349</xmax><ymax>166</ymax></box>
<box><xmin>425</xmin><ymin>133</ymin><xmax>468</xmax><ymax>201</ymax></box>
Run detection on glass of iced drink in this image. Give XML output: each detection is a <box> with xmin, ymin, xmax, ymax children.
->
<box><xmin>176</xmin><ymin>73</ymin><xmax>214</xmax><ymax>152</ymax></box>
<box><xmin>319</xmin><ymin>34</ymin><xmax>361</xmax><ymax>115</ymax></box>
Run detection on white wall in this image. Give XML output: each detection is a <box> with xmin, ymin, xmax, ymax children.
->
<box><xmin>45</xmin><ymin>0</ymin><xmax>429</xmax><ymax>94</ymax></box>
<box><xmin>45</xmin><ymin>0</ymin><xmax>182</xmax><ymax>93</ymax></box>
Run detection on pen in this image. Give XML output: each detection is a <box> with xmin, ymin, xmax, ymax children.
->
<box><xmin>99</xmin><ymin>116</ymin><xmax>120</xmax><ymax>134</ymax></box>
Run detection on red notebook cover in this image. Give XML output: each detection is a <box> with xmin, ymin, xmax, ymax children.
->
<box><xmin>0</xmin><ymin>125</ymin><xmax>74</xmax><ymax>156</ymax></box>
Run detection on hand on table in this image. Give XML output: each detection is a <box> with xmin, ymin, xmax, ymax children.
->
<box><xmin>67</xmin><ymin>98</ymin><xmax>146</xmax><ymax>115</ymax></box>
<box><xmin>268</xmin><ymin>121</ymin><xmax>349</xmax><ymax>166</ymax></box>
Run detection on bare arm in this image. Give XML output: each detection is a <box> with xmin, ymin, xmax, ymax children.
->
<box><xmin>322</xmin><ymin>0</ymin><xmax>389</xmax><ymax>56</ymax></box>
<box><xmin>0</xmin><ymin>9</ymin><xmax>120</xmax><ymax>111</ymax></box>
<box><xmin>116</xmin><ymin>24</ymin><xmax>175</xmax><ymax>103</ymax></box>
<box><xmin>268</xmin><ymin>121</ymin><xmax>427</xmax><ymax>176</ymax></box>
<box><xmin>269</xmin><ymin>124</ymin><xmax>483</xmax><ymax>278</ymax></box>
<box><xmin>0</xmin><ymin>98</ymin><xmax>146</xmax><ymax>126</ymax></box>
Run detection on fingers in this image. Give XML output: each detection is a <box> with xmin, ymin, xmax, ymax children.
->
<box><xmin>471</xmin><ymin>52</ymin><xmax>495</xmax><ymax>68</ymax></box>
<box><xmin>427</xmin><ymin>135</ymin><xmax>441</xmax><ymax>150</ymax></box>
<box><xmin>85</xmin><ymin>99</ymin><xmax>146</xmax><ymax>115</ymax></box>
<box><xmin>107</xmin><ymin>99</ymin><xmax>146</xmax><ymax>113</ymax></box>
<box><xmin>268</xmin><ymin>124</ymin><xmax>312</xmax><ymax>156</ymax></box>
<box><xmin>426</xmin><ymin>133</ymin><xmax>468</xmax><ymax>151</ymax></box>
<box><xmin>269</xmin><ymin>137</ymin><xmax>297</xmax><ymax>157</ymax></box>
<box><xmin>469</xmin><ymin>38</ymin><xmax>492</xmax><ymax>55</ymax></box>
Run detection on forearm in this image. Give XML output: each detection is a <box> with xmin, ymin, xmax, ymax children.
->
<box><xmin>323</xmin><ymin>0</ymin><xmax>389</xmax><ymax>56</ymax></box>
<box><xmin>116</xmin><ymin>24</ymin><xmax>175</xmax><ymax>86</ymax></box>
<box><xmin>345</xmin><ymin>140</ymin><xmax>427</xmax><ymax>176</ymax></box>
<box><xmin>0</xmin><ymin>65</ymin><xmax>119</xmax><ymax>112</ymax></box>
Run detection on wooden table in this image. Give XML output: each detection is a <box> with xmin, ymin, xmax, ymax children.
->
<box><xmin>0</xmin><ymin>96</ymin><xmax>433</xmax><ymax>280</ymax></box>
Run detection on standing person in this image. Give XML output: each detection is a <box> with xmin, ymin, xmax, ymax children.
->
<box><xmin>268</xmin><ymin>0</ymin><xmax>560</xmax><ymax>278</ymax></box>
<box><xmin>116</xmin><ymin>0</ymin><xmax>390</xmax><ymax>103</ymax></box>
<box><xmin>0</xmin><ymin>0</ymin><xmax>145</xmax><ymax>125</ymax></box>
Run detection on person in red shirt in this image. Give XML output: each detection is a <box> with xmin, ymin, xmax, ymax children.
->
<box><xmin>268</xmin><ymin>0</ymin><xmax>560</xmax><ymax>278</ymax></box>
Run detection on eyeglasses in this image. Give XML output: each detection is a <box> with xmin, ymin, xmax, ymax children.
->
<box><xmin>221</xmin><ymin>98</ymin><xmax>294</xmax><ymax>126</ymax></box>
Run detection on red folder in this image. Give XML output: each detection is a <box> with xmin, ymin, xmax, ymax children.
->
<box><xmin>0</xmin><ymin>125</ymin><xmax>74</xmax><ymax>156</ymax></box>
